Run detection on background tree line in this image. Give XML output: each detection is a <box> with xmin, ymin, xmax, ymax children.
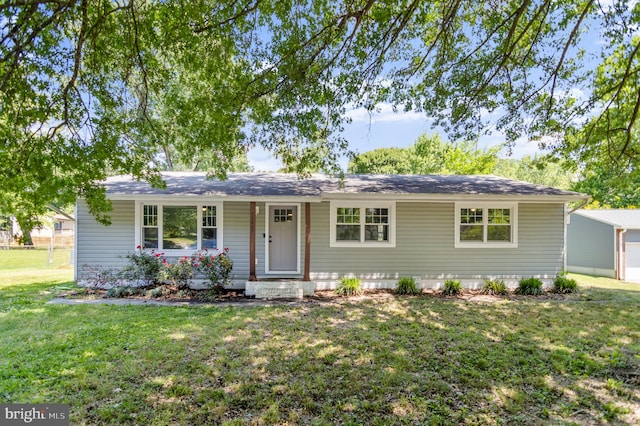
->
<box><xmin>348</xmin><ymin>133</ymin><xmax>638</xmax><ymax>208</ymax></box>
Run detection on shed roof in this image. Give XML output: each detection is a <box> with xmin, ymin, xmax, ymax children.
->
<box><xmin>102</xmin><ymin>172</ymin><xmax>586</xmax><ymax>201</ymax></box>
<box><xmin>572</xmin><ymin>209</ymin><xmax>640</xmax><ymax>228</ymax></box>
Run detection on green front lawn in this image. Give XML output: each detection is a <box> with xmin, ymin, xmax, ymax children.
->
<box><xmin>0</xmin><ymin>271</ymin><xmax>639</xmax><ymax>424</ymax></box>
<box><xmin>0</xmin><ymin>247</ymin><xmax>73</xmax><ymax>285</ymax></box>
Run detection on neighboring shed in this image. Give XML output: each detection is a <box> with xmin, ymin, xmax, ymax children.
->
<box><xmin>567</xmin><ymin>209</ymin><xmax>640</xmax><ymax>283</ymax></box>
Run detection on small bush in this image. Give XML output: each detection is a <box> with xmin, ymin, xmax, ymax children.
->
<box><xmin>120</xmin><ymin>247</ymin><xmax>165</xmax><ymax>286</ymax></box>
<box><xmin>442</xmin><ymin>279</ymin><xmax>462</xmax><ymax>296</ymax></box>
<box><xmin>163</xmin><ymin>256</ymin><xmax>194</xmax><ymax>290</ymax></box>
<box><xmin>335</xmin><ymin>277</ymin><xmax>363</xmax><ymax>297</ymax></box>
<box><xmin>552</xmin><ymin>274</ymin><xmax>578</xmax><ymax>294</ymax></box>
<box><xmin>106</xmin><ymin>286</ymin><xmax>144</xmax><ymax>298</ymax></box>
<box><xmin>148</xmin><ymin>286</ymin><xmax>164</xmax><ymax>298</ymax></box>
<box><xmin>515</xmin><ymin>277</ymin><xmax>545</xmax><ymax>295</ymax></box>
<box><xmin>176</xmin><ymin>289</ymin><xmax>192</xmax><ymax>299</ymax></box>
<box><xmin>81</xmin><ymin>265</ymin><xmax>120</xmax><ymax>289</ymax></box>
<box><xmin>395</xmin><ymin>277</ymin><xmax>421</xmax><ymax>295</ymax></box>
<box><xmin>194</xmin><ymin>248</ymin><xmax>233</xmax><ymax>294</ymax></box>
<box><xmin>482</xmin><ymin>278</ymin><xmax>508</xmax><ymax>295</ymax></box>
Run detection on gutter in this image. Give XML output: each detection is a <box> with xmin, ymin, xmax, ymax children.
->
<box><xmin>47</xmin><ymin>204</ymin><xmax>75</xmax><ymax>222</ymax></box>
<box><xmin>567</xmin><ymin>198</ymin><xmax>590</xmax><ymax>215</ymax></box>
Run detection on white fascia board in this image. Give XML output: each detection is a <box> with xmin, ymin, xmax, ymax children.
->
<box><xmin>106</xmin><ymin>194</ymin><xmax>323</xmax><ymax>203</ymax></box>
<box><xmin>321</xmin><ymin>193</ymin><xmax>587</xmax><ymax>203</ymax></box>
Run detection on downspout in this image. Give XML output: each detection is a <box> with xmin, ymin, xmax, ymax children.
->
<box><xmin>563</xmin><ymin>203</ymin><xmax>569</xmax><ymax>273</ymax></box>
<box><xmin>617</xmin><ymin>228</ymin><xmax>627</xmax><ymax>281</ymax></box>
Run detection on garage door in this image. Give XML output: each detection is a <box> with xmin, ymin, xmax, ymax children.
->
<box><xmin>627</xmin><ymin>243</ymin><xmax>640</xmax><ymax>283</ymax></box>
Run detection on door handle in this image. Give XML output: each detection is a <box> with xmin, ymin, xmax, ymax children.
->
<box><xmin>269</xmin><ymin>236</ymin><xmax>272</xmax><ymax>243</ymax></box>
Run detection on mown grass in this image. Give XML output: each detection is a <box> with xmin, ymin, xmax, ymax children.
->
<box><xmin>0</xmin><ymin>264</ymin><xmax>639</xmax><ymax>424</ymax></box>
<box><xmin>0</xmin><ymin>247</ymin><xmax>73</xmax><ymax>285</ymax></box>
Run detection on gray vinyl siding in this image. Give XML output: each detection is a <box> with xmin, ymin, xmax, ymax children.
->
<box><xmin>627</xmin><ymin>230</ymin><xmax>640</xmax><ymax>243</ymax></box>
<box><xmin>566</xmin><ymin>214</ymin><xmax>615</xmax><ymax>270</ymax></box>
<box><xmin>310</xmin><ymin>202</ymin><xmax>565</xmax><ymax>279</ymax></box>
<box><xmin>76</xmin><ymin>199</ymin><xmax>565</xmax><ymax>283</ymax></box>
<box><xmin>76</xmin><ymin>200</ymin><xmax>135</xmax><ymax>279</ymax></box>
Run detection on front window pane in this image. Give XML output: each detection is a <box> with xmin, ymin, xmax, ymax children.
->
<box><xmin>336</xmin><ymin>225</ymin><xmax>360</xmax><ymax>241</ymax></box>
<box><xmin>143</xmin><ymin>228</ymin><xmax>158</xmax><ymax>249</ymax></box>
<box><xmin>337</xmin><ymin>207</ymin><xmax>360</xmax><ymax>224</ymax></box>
<box><xmin>202</xmin><ymin>206</ymin><xmax>216</xmax><ymax>227</ymax></box>
<box><xmin>365</xmin><ymin>225</ymin><xmax>389</xmax><ymax>241</ymax></box>
<box><xmin>143</xmin><ymin>205</ymin><xmax>158</xmax><ymax>226</ymax></box>
<box><xmin>461</xmin><ymin>208</ymin><xmax>483</xmax><ymax>224</ymax></box>
<box><xmin>489</xmin><ymin>209</ymin><xmax>510</xmax><ymax>224</ymax></box>
<box><xmin>488</xmin><ymin>225</ymin><xmax>511</xmax><ymax>241</ymax></box>
<box><xmin>460</xmin><ymin>225</ymin><xmax>483</xmax><ymax>241</ymax></box>
<box><xmin>202</xmin><ymin>228</ymin><xmax>217</xmax><ymax>249</ymax></box>
<box><xmin>163</xmin><ymin>206</ymin><xmax>197</xmax><ymax>249</ymax></box>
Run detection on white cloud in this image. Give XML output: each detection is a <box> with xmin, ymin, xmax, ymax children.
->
<box><xmin>247</xmin><ymin>147</ymin><xmax>282</xmax><ymax>172</ymax></box>
<box><xmin>344</xmin><ymin>103</ymin><xmax>430</xmax><ymax>124</ymax></box>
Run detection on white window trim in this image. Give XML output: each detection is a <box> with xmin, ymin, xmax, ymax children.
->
<box><xmin>454</xmin><ymin>202</ymin><xmax>518</xmax><ymax>248</ymax></box>
<box><xmin>134</xmin><ymin>201</ymin><xmax>223</xmax><ymax>256</ymax></box>
<box><xmin>330</xmin><ymin>201</ymin><xmax>396</xmax><ymax>248</ymax></box>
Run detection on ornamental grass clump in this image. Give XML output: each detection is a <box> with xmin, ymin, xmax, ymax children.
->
<box><xmin>515</xmin><ymin>277</ymin><xmax>545</xmax><ymax>295</ymax></box>
<box><xmin>442</xmin><ymin>279</ymin><xmax>462</xmax><ymax>296</ymax></box>
<box><xmin>552</xmin><ymin>274</ymin><xmax>579</xmax><ymax>294</ymax></box>
<box><xmin>482</xmin><ymin>278</ymin><xmax>508</xmax><ymax>295</ymax></box>
<box><xmin>395</xmin><ymin>277</ymin><xmax>421</xmax><ymax>295</ymax></box>
<box><xmin>335</xmin><ymin>277</ymin><xmax>363</xmax><ymax>297</ymax></box>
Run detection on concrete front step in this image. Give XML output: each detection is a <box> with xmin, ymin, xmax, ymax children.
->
<box><xmin>245</xmin><ymin>281</ymin><xmax>315</xmax><ymax>299</ymax></box>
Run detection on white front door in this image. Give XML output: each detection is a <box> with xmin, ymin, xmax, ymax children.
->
<box><xmin>267</xmin><ymin>205</ymin><xmax>299</xmax><ymax>272</ymax></box>
<box><xmin>626</xmin><ymin>243</ymin><xmax>640</xmax><ymax>283</ymax></box>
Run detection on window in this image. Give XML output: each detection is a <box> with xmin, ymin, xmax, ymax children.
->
<box><xmin>137</xmin><ymin>203</ymin><xmax>222</xmax><ymax>252</ymax></box>
<box><xmin>455</xmin><ymin>203</ymin><xmax>517</xmax><ymax>248</ymax></box>
<box><xmin>330</xmin><ymin>202</ymin><xmax>395</xmax><ymax>247</ymax></box>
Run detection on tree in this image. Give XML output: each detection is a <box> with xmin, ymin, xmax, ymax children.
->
<box><xmin>348</xmin><ymin>147</ymin><xmax>415</xmax><ymax>174</ymax></box>
<box><xmin>348</xmin><ymin>134</ymin><xmax>500</xmax><ymax>175</ymax></box>
<box><xmin>493</xmin><ymin>156</ymin><xmax>574</xmax><ymax>189</ymax></box>
<box><xmin>2</xmin><ymin>0</ymin><xmax>639</xmax><ymax>229</ymax></box>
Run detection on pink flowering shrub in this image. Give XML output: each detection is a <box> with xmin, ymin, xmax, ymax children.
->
<box><xmin>193</xmin><ymin>248</ymin><xmax>233</xmax><ymax>294</ymax></box>
<box><xmin>163</xmin><ymin>256</ymin><xmax>194</xmax><ymax>290</ymax></box>
<box><xmin>121</xmin><ymin>246</ymin><xmax>165</xmax><ymax>286</ymax></box>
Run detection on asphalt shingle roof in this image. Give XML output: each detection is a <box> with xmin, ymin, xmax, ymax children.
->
<box><xmin>573</xmin><ymin>209</ymin><xmax>640</xmax><ymax>228</ymax></box>
<box><xmin>102</xmin><ymin>172</ymin><xmax>586</xmax><ymax>200</ymax></box>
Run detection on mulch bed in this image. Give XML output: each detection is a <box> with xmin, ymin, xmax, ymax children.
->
<box><xmin>56</xmin><ymin>285</ymin><xmax>577</xmax><ymax>305</ymax></box>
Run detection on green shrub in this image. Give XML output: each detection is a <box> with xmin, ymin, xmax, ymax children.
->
<box><xmin>120</xmin><ymin>247</ymin><xmax>165</xmax><ymax>286</ymax></box>
<box><xmin>106</xmin><ymin>286</ymin><xmax>144</xmax><ymax>298</ymax></box>
<box><xmin>515</xmin><ymin>277</ymin><xmax>545</xmax><ymax>295</ymax></box>
<box><xmin>442</xmin><ymin>279</ymin><xmax>462</xmax><ymax>296</ymax></box>
<box><xmin>163</xmin><ymin>256</ymin><xmax>194</xmax><ymax>290</ymax></box>
<box><xmin>395</xmin><ymin>277</ymin><xmax>421</xmax><ymax>295</ymax></box>
<box><xmin>148</xmin><ymin>286</ymin><xmax>164</xmax><ymax>298</ymax></box>
<box><xmin>335</xmin><ymin>277</ymin><xmax>363</xmax><ymax>296</ymax></box>
<box><xmin>194</xmin><ymin>248</ymin><xmax>233</xmax><ymax>295</ymax></box>
<box><xmin>482</xmin><ymin>278</ymin><xmax>508</xmax><ymax>295</ymax></box>
<box><xmin>552</xmin><ymin>274</ymin><xmax>578</xmax><ymax>294</ymax></box>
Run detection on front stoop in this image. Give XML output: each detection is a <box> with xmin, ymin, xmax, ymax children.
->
<box><xmin>245</xmin><ymin>281</ymin><xmax>315</xmax><ymax>299</ymax></box>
